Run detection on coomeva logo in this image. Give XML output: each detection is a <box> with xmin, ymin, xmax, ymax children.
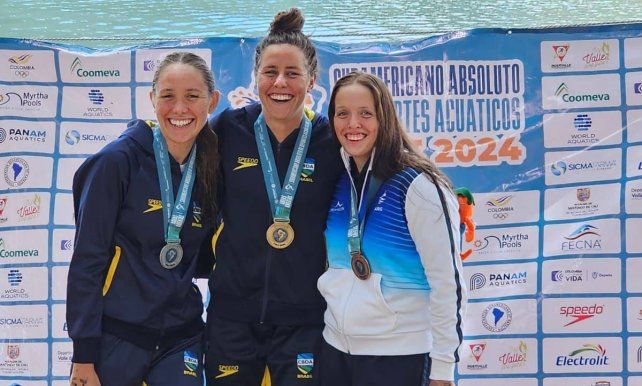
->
<box><xmin>69</xmin><ymin>56</ymin><xmax>121</xmax><ymax>78</ymax></box>
<box><xmin>555</xmin><ymin>82</ymin><xmax>611</xmax><ymax>103</ymax></box>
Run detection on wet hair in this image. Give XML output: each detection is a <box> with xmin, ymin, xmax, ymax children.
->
<box><xmin>254</xmin><ymin>8</ymin><xmax>318</xmax><ymax>78</ymax></box>
<box><xmin>328</xmin><ymin>71</ymin><xmax>453</xmax><ymax>190</ymax></box>
<box><xmin>152</xmin><ymin>52</ymin><xmax>219</xmax><ymax>222</ymax></box>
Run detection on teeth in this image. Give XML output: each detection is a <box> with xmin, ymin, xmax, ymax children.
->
<box><xmin>346</xmin><ymin>133</ymin><xmax>365</xmax><ymax>141</ymax></box>
<box><xmin>170</xmin><ymin>119</ymin><xmax>192</xmax><ymax>127</ymax></box>
<box><xmin>270</xmin><ymin>94</ymin><xmax>293</xmax><ymax>101</ymax></box>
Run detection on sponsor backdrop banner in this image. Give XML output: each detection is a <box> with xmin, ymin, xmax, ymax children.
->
<box><xmin>0</xmin><ymin>22</ymin><xmax>641</xmax><ymax>385</ymax></box>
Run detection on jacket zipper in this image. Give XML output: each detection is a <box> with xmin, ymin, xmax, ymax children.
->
<box><xmin>259</xmin><ymin>140</ymin><xmax>282</xmax><ymax>324</ymax></box>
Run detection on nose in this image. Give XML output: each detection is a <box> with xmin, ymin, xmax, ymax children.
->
<box><xmin>348</xmin><ymin>114</ymin><xmax>361</xmax><ymax>129</ymax></box>
<box><xmin>172</xmin><ymin>97</ymin><xmax>189</xmax><ymax>113</ymax></box>
<box><xmin>274</xmin><ymin>73</ymin><xmax>287</xmax><ymax>87</ymax></box>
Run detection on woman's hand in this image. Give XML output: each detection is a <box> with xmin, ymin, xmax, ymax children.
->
<box><xmin>70</xmin><ymin>363</ymin><xmax>101</xmax><ymax>386</ymax></box>
<box><xmin>429</xmin><ymin>380</ymin><xmax>454</xmax><ymax>386</ymax></box>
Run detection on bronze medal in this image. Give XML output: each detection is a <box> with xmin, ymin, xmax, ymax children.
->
<box><xmin>266</xmin><ymin>221</ymin><xmax>295</xmax><ymax>249</ymax></box>
<box><xmin>351</xmin><ymin>252</ymin><xmax>371</xmax><ymax>280</ymax></box>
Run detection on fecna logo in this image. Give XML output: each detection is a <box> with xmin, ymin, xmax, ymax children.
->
<box><xmin>481</xmin><ymin>302</ymin><xmax>513</xmax><ymax>332</ymax></box>
<box><xmin>65</xmin><ymin>130</ymin><xmax>80</xmax><ymax>145</ymax></box>
<box><xmin>555</xmin><ymin>82</ymin><xmax>611</xmax><ymax>104</ymax></box>
<box><xmin>183</xmin><ymin>350</ymin><xmax>198</xmax><ymax>377</ymax></box>
<box><xmin>467</xmin><ymin>343</ymin><xmax>488</xmax><ymax>370</ymax></box>
<box><xmin>555</xmin><ymin>343</ymin><xmax>609</xmax><ymax>367</ymax></box>
<box><xmin>562</xmin><ymin>224</ymin><xmax>601</xmax><ymax>251</ymax></box>
<box><xmin>635</xmin><ymin>82</ymin><xmax>642</xmax><ymax>94</ymax></box>
<box><xmin>60</xmin><ymin>240</ymin><xmax>72</xmax><ymax>251</ymax></box>
<box><xmin>8</xmin><ymin>269</ymin><xmax>23</xmax><ymax>286</ymax></box>
<box><xmin>498</xmin><ymin>340</ymin><xmax>528</xmax><ymax>370</ymax></box>
<box><xmin>88</xmin><ymin>89</ymin><xmax>104</xmax><ymax>105</ymax></box>
<box><xmin>551</xmin><ymin>161</ymin><xmax>567</xmax><ymax>176</ymax></box>
<box><xmin>469</xmin><ymin>273</ymin><xmax>486</xmax><ymax>290</ymax></box>
<box><xmin>3</xmin><ymin>157</ymin><xmax>29</xmax><ymax>187</ymax></box>
<box><xmin>70</xmin><ymin>57</ymin><xmax>121</xmax><ymax>78</ymax></box>
<box><xmin>296</xmin><ymin>353</ymin><xmax>314</xmax><ymax>379</ymax></box>
<box><xmin>560</xmin><ymin>304</ymin><xmax>604</xmax><ymax>326</ymax></box>
<box><xmin>574</xmin><ymin>113</ymin><xmax>592</xmax><ymax>131</ymax></box>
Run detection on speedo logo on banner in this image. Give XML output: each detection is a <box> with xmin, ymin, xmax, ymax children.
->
<box><xmin>59</xmin><ymin>51</ymin><xmax>131</xmax><ymax>83</ymax></box>
<box><xmin>542</xmin><ymin>297</ymin><xmax>620</xmax><ymax>333</ymax></box>
<box><xmin>541</xmin><ymin>74</ymin><xmax>620</xmax><ymax>110</ymax></box>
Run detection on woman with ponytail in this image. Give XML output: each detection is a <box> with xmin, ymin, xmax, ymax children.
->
<box><xmin>67</xmin><ymin>52</ymin><xmax>219</xmax><ymax>386</ymax></box>
<box><xmin>204</xmin><ymin>8</ymin><xmax>343</xmax><ymax>386</ymax></box>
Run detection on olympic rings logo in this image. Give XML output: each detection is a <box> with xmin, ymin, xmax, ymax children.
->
<box><xmin>14</xmin><ymin>70</ymin><xmax>29</xmax><ymax>78</ymax></box>
<box><xmin>492</xmin><ymin>213</ymin><xmax>509</xmax><ymax>220</ymax></box>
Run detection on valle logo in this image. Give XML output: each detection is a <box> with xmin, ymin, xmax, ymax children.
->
<box><xmin>70</xmin><ymin>57</ymin><xmax>121</xmax><ymax>78</ymax></box>
<box><xmin>582</xmin><ymin>42</ymin><xmax>610</xmax><ymax>68</ymax></box>
<box><xmin>554</xmin><ymin>82</ymin><xmax>610</xmax><ymax>104</ymax></box>
<box><xmin>556</xmin><ymin>343</ymin><xmax>609</xmax><ymax>367</ymax></box>
<box><xmin>562</xmin><ymin>224</ymin><xmax>601</xmax><ymax>251</ymax></box>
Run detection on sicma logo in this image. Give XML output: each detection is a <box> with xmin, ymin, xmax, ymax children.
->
<box><xmin>560</xmin><ymin>304</ymin><xmax>604</xmax><ymax>326</ymax></box>
<box><xmin>562</xmin><ymin>224</ymin><xmax>601</xmax><ymax>251</ymax></box>
<box><xmin>70</xmin><ymin>57</ymin><xmax>121</xmax><ymax>78</ymax></box>
<box><xmin>551</xmin><ymin>159</ymin><xmax>617</xmax><ymax>177</ymax></box>
<box><xmin>556</xmin><ymin>344</ymin><xmax>609</xmax><ymax>367</ymax></box>
<box><xmin>555</xmin><ymin>82</ymin><xmax>611</xmax><ymax>103</ymax></box>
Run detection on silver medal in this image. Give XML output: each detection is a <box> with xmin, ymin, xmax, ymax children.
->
<box><xmin>159</xmin><ymin>243</ymin><xmax>183</xmax><ymax>269</ymax></box>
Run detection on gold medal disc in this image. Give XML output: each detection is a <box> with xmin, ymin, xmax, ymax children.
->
<box><xmin>266</xmin><ymin>221</ymin><xmax>295</xmax><ymax>249</ymax></box>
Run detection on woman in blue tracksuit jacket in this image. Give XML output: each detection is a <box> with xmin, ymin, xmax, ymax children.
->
<box><xmin>67</xmin><ymin>52</ymin><xmax>219</xmax><ymax>386</ymax></box>
<box><xmin>316</xmin><ymin>72</ymin><xmax>468</xmax><ymax>386</ymax></box>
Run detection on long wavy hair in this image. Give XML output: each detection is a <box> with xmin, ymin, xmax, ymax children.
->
<box><xmin>328</xmin><ymin>72</ymin><xmax>453</xmax><ymax>191</ymax></box>
<box><xmin>152</xmin><ymin>52</ymin><xmax>219</xmax><ymax>222</ymax></box>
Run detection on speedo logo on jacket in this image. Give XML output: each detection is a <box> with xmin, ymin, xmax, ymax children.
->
<box><xmin>142</xmin><ymin>198</ymin><xmax>202</xmax><ymax>227</ymax></box>
<box><xmin>233</xmin><ymin>155</ymin><xmax>316</xmax><ymax>182</ymax></box>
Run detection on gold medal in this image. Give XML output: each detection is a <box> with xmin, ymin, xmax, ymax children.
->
<box><xmin>266</xmin><ymin>221</ymin><xmax>295</xmax><ymax>249</ymax></box>
<box><xmin>351</xmin><ymin>252</ymin><xmax>371</xmax><ymax>280</ymax></box>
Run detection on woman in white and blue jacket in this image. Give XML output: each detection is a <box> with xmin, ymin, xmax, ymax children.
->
<box><xmin>316</xmin><ymin>72</ymin><xmax>467</xmax><ymax>386</ymax></box>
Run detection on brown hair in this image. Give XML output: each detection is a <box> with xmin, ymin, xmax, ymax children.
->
<box><xmin>254</xmin><ymin>8</ymin><xmax>318</xmax><ymax>78</ymax></box>
<box><xmin>152</xmin><ymin>52</ymin><xmax>219</xmax><ymax>222</ymax></box>
<box><xmin>328</xmin><ymin>71</ymin><xmax>453</xmax><ymax>190</ymax></box>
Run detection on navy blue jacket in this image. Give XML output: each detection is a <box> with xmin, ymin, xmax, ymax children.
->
<box><xmin>67</xmin><ymin>120</ymin><xmax>214</xmax><ymax>363</ymax></box>
<box><xmin>208</xmin><ymin>103</ymin><xmax>343</xmax><ymax>325</ymax></box>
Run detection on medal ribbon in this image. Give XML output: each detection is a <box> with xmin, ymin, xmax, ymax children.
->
<box><xmin>347</xmin><ymin>170</ymin><xmax>383</xmax><ymax>256</ymax></box>
<box><xmin>254</xmin><ymin>113</ymin><xmax>312</xmax><ymax>222</ymax></box>
<box><xmin>152</xmin><ymin>123</ymin><xmax>197</xmax><ymax>244</ymax></box>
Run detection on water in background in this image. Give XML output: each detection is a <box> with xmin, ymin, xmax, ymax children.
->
<box><xmin>2</xmin><ymin>0</ymin><xmax>642</xmax><ymax>48</ymax></box>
